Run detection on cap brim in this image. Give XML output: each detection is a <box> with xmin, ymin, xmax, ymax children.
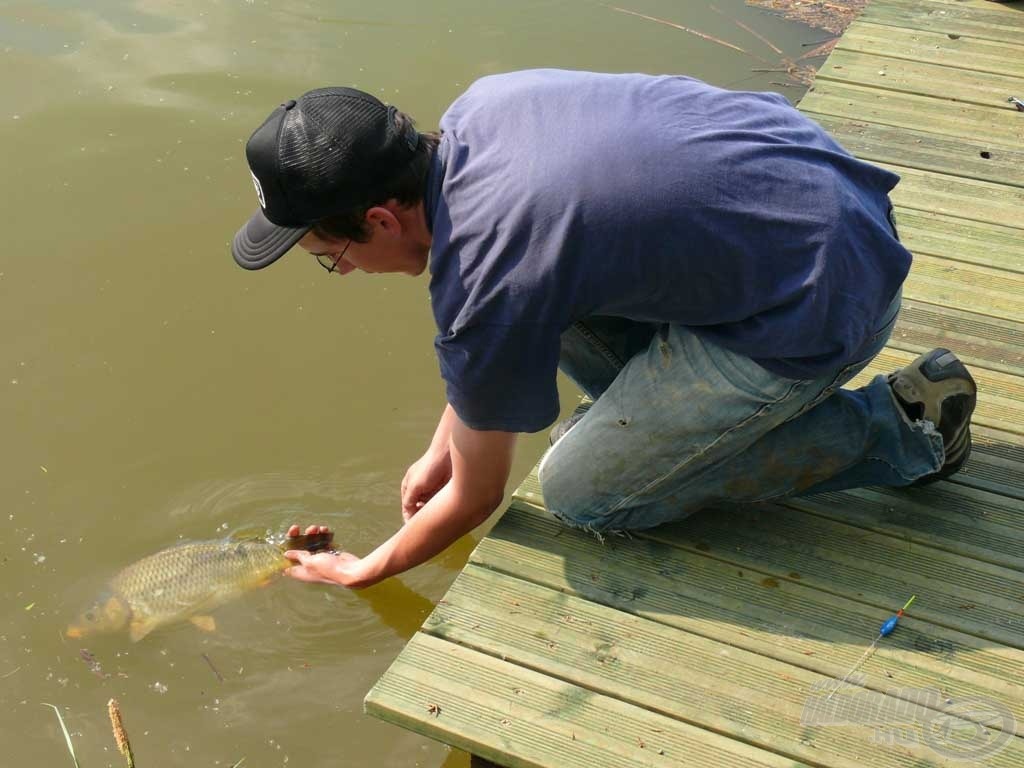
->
<box><xmin>232</xmin><ymin>209</ymin><xmax>309</xmax><ymax>270</ymax></box>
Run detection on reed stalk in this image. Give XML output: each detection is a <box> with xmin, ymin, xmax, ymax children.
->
<box><xmin>108</xmin><ymin>698</ymin><xmax>136</xmax><ymax>768</ymax></box>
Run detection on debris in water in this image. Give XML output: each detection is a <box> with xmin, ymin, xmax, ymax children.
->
<box><xmin>202</xmin><ymin>652</ymin><xmax>224</xmax><ymax>682</ymax></box>
<box><xmin>79</xmin><ymin>649</ymin><xmax>108</xmax><ymax>679</ymax></box>
<box><xmin>746</xmin><ymin>0</ymin><xmax>867</xmax><ymax>35</ymax></box>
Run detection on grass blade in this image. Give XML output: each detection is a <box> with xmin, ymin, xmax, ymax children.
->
<box><xmin>41</xmin><ymin>703</ymin><xmax>81</xmax><ymax>768</ymax></box>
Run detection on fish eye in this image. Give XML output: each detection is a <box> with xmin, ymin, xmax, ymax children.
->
<box><xmin>85</xmin><ymin>611</ymin><xmax>96</xmax><ymax>622</ymax></box>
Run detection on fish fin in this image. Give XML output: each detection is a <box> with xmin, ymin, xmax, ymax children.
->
<box><xmin>189</xmin><ymin>615</ymin><xmax>217</xmax><ymax>632</ymax></box>
<box><xmin>227</xmin><ymin>526</ymin><xmax>265</xmax><ymax>542</ymax></box>
<box><xmin>129</xmin><ymin>618</ymin><xmax>159</xmax><ymax>642</ymax></box>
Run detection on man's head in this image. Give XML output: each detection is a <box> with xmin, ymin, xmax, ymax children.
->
<box><xmin>231</xmin><ymin>86</ymin><xmax>436</xmax><ymax>273</ymax></box>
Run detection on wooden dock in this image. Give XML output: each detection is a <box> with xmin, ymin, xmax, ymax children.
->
<box><xmin>366</xmin><ymin>0</ymin><xmax>1024</xmax><ymax>765</ymax></box>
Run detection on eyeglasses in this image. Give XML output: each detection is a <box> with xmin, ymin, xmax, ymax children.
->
<box><xmin>314</xmin><ymin>239</ymin><xmax>351</xmax><ymax>274</ymax></box>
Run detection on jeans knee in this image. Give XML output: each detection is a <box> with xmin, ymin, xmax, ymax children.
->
<box><xmin>538</xmin><ymin>445</ymin><xmax>595</xmax><ymax>528</ymax></box>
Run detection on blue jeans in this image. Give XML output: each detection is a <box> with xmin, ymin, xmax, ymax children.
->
<box><xmin>538</xmin><ymin>290</ymin><xmax>945</xmax><ymax>532</ymax></box>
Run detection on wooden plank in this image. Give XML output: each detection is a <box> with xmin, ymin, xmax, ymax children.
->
<box><xmin>962</xmin><ymin>426</ymin><xmax>1024</xmax><ymax>500</ymax></box>
<box><xmin>474</xmin><ymin>504</ymin><xmax>1024</xmax><ymax>722</ymax></box>
<box><xmin>882</xmin><ymin>163</ymin><xmax>1024</xmax><ymax>229</ymax></box>
<box><xmin>900</xmin><ymin>253</ymin><xmax>1024</xmax><ymax>323</ymax></box>
<box><xmin>838</xmin><ymin>21</ymin><xmax>1024</xmax><ymax>79</ymax></box>
<box><xmin>799</xmin><ymin>81</ymin><xmax>1024</xmax><ymax>149</ymax></box>
<box><xmin>652</xmin><ymin>502</ymin><xmax>1024</xmax><ymax>651</ymax></box>
<box><xmin>425</xmin><ymin>564</ymin><xmax>1024</xmax><ymax>765</ymax></box>
<box><xmin>891</xmin><ymin>300</ymin><xmax>1024</xmax><ymax>378</ymax></box>
<box><xmin>854</xmin><ymin>348</ymin><xmax>1024</xmax><ymax>436</ymax></box>
<box><xmin>891</xmin><ymin>209</ymin><xmax>1024</xmax><ymax>275</ymax></box>
<box><xmin>365</xmin><ymin>632</ymin><xmax>813</xmax><ymax>768</ymax></box>
<box><xmin>783</xmin><ymin>484</ymin><xmax>1024</xmax><ymax>571</ymax></box>
<box><xmin>512</xmin><ymin>470</ymin><xmax>1024</xmax><ymax>647</ymax></box>
<box><xmin>817</xmin><ymin>49</ymin><xmax>1024</xmax><ymax>113</ymax></box>
<box><xmin>860</xmin><ymin>0</ymin><xmax>1024</xmax><ymax>44</ymax></box>
<box><xmin>807</xmin><ymin>111</ymin><xmax>1024</xmax><ymax>187</ymax></box>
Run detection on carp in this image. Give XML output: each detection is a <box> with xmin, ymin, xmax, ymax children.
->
<box><xmin>67</xmin><ymin>530</ymin><xmax>333</xmax><ymax>642</ymax></box>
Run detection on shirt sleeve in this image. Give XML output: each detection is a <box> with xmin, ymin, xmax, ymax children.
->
<box><xmin>434</xmin><ymin>322</ymin><xmax>562</xmax><ymax>433</ymax></box>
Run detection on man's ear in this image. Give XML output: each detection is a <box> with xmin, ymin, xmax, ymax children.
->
<box><xmin>365</xmin><ymin>201</ymin><xmax>402</xmax><ymax>235</ymax></box>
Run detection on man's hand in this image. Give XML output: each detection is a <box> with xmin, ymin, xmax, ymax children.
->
<box><xmin>283</xmin><ymin>549</ymin><xmax>371</xmax><ymax>588</ymax></box>
<box><xmin>401</xmin><ymin>451</ymin><xmax>452</xmax><ymax>522</ymax></box>
<box><xmin>282</xmin><ymin>523</ymin><xmax>373</xmax><ymax>588</ymax></box>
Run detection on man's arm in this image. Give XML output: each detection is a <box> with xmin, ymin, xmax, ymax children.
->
<box><xmin>400</xmin><ymin>403</ymin><xmax>459</xmax><ymax>520</ymax></box>
<box><xmin>287</xmin><ymin>411</ymin><xmax>516</xmax><ymax>588</ymax></box>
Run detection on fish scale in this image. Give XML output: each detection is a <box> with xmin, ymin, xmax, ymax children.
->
<box><xmin>115</xmin><ymin>541</ymin><xmax>285</xmax><ymax>616</ymax></box>
<box><xmin>67</xmin><ymin>531</ymin><xmax>333</xmax><ymax>642</ymax></box>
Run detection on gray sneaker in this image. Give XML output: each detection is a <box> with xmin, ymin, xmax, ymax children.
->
<box><xmin>888</xmin><ymin>348</ymin><xmax>977</xmax><ymax>485</ymax></box>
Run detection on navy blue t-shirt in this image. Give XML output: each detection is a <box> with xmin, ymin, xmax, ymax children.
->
<box><xmin>424</xmin><ymin>69</ymin><xmax>911</xmax><ymax>433</ymax></box>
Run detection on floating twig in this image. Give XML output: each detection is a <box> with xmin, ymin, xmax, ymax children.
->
<box><xmin>746</xmin><ymin>0</ymin><xmax>866</xmax><ymax>36</ymax></box>
<box><xmin>798</xmin><ymin>39</ymin><xmax>839</xmax><ymax>61</ymax></box>
<box><xmin>1</xmin><ymin>666</ymin><xmax>21</xmax><ymax>679</ymax></box>
<box><xmin>709</xmin><ymin>5</ymin><xmax>783</xmax><ymax>54</ymax></box>
<box><xmin>202</xmin><ymin>652</ymin><xmax>225</xmax><ymax>683</ymax></box>
<box><xmin>108</xmin><ymin>698</ymin><xmax>136</xmax><ymax>768</ymax></box>
<box><xmin>42</xmin><ymin>703</ymin><xmax>81</xmax><ymax>768</ymax></box>
<box><xmin>79</xmin><ymin>649</ymin><xmax>107</xmax><ymax>679</ymax></box>
<box><xmin>608</xmin><ymin>5</ymin><xmax>757</xmax><ymax>57</ymax></box>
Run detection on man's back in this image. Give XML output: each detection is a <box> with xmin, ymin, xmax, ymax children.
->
<box><xmin>425</xmin><ymin>70</ymin><xmax>912</xmax><ymax>431</ymax></box>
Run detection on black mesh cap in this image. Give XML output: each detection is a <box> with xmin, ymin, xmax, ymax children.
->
<box><xmin>231</xmin><ymin>87</ymin><xmax>420</xmax><ymax>270</ymax></box>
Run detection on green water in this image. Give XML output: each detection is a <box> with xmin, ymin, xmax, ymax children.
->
<box><xmin>0</xmin><ymin>1</ymin><xmax>819</xmax><ymax>764</ymax></box>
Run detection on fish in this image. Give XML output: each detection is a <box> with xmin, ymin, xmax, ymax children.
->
<box><xmin>66</xmin><ymin>530</ymin><xmax>333</xmax><ymax>642</ymax></box>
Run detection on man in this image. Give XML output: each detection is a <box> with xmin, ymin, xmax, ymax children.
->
<box><xmin>230</xmin><ymin>70</ymin><xmax>976</xmax><ymax>588</ymax></box>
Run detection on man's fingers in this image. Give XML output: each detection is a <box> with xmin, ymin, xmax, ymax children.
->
<box><xmin>285</xmin><ymin>524</ymin><xmax>331</xmax><ymax>537</ymax></box>
<box><xmin>283</xmin><ymin>549</ymin><xmax>307</xmax><ymax>564</ymax></box>
<box><xmin>285</xmin><ymin>565</ymin><xmax>313</xmax><ymax>581</ymax></box>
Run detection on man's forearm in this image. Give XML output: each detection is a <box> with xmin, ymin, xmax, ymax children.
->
<box><xmin>426</xmin><ymin>404</ymin><xmax>459</xmax><ymax>458</ymax></box>
<box><xmin>357</xmin><ymin>480</ymin><xmax>499</xmax><ymax>586</ymax></box>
